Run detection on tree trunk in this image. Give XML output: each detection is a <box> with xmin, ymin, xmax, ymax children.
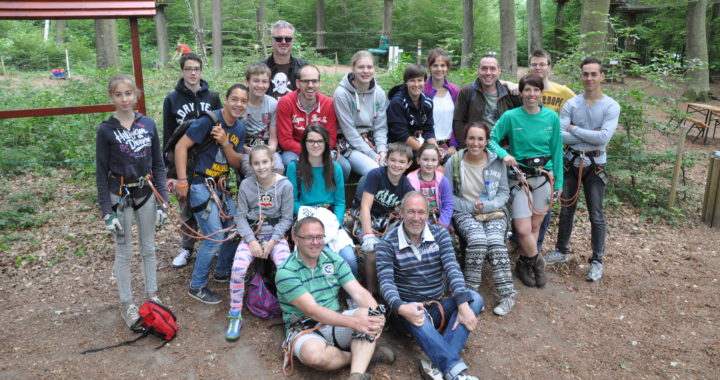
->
<box><xmin>155</xmin><ymin>5</ymin><xmax>169</xmax><ymax>67</ymax></box>
<box><xmin>316</xmin><ymin>0</ymin><xmax>327</xmax><ymax>52</ymax></box>
<box><xmin>708</xmin><ymin>2</ymin><xmax>719</xmax><ymax>67</ymax></box>
<box><xmin>579</xmin><ymin>0</ymin><xmax>611</xmax><ymax>56</ymax></box>
<box><xmin>256</xmin><ymin>0</ymin><xmax>266</xmax><ymax>46</ymax></box>
<box><xmin>527</xmin><ymin>0</ymin><xmax>543</xmax><ymax>59</ymax></box>
<box><xmin>461</xmin><ymin>0</ymin><xmax>474</xmax><ymax>68</ymax></box>
<box><xmin>212</xmin><ymin>0</ymin><xmax>222</xmax><ymax>70</ymax></box>
<box><xmin>54</xmin><ymin>20</ymin><xmax>66</xmax><ymax>44</ymax></box>
<box><xmin>499</xmin><ymin>0</ymin><xmax>517</xmax><ymax>77</ymax></box>
<box><xmin>382</xmin><ymin>0</ymin><xmax>393</xmax><ymax>42</ymax></box>
<box><xmin>684</xmin><ymin>0</ymin><xmax>711</xmax><ymax>100</ymax></box>
<box><xmin>94</xmin><ymin>19</ymin><xmax>120</xmax><ymax>69</ymax></box>
<box><xmin>191</xmin><ymin>0</ymin><xmax>206</xmax><ymax>59</ymax></box>
<box><xmin>553</xmin><ymin>0</ymin><xmax>568</xmax><ymax>53</ymax></box>
<box><xmin>624</xmin><ymin>12</ymin><xmax>637</xmax><ymax>54</ymax></box>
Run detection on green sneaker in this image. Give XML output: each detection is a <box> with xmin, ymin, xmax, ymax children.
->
<box><xmin>226</xmin><ymin>311</ymin><xmax>243</xmax><ymax>341</ymax></box>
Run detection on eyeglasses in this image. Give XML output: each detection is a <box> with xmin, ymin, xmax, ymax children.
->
<box><xmin>273</xmin><ymin>36</ymin><xmax>293</xmax><ymax>43</ymax></box>
<box><xmin>306</xmin><ymin>139</ymin><xmax>325</xmax><ymax>146</ymax></box>
<box><xmin>182</xmin><ymin>67</ymin><xmax>202</xmax><ymax>73</ymax></box>
<box><xmin>296</xmin><ymin>234</ymin><xmax>325</xmax><ymax>243</ymax></box>
<box><xmin>298</xmin><ymin>79</ymin><xmax>320</xmax><ymax>85</ymax></box>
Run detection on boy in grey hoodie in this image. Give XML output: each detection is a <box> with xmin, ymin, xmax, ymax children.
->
<box><xmin>333</xmin><ymin>51</ymin><xmax>388</xmax><ymax>178</ymax></box>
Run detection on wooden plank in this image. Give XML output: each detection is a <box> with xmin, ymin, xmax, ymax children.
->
<box><xmin>129</xmin><ymin>17</ymin><xmax>147</xmax><ymax>115</ymax></box>
<box><xmin>0</xmin><ymin>1</ymin><xmax>155</xmax><ymax>10</ymax></box>
<box><xmin>0</xmin><ymin>10</ymin><xmax>155</xmax><ymax>19</ymax></box>
<box><xmin>0</xmin><ymin>104</ymin><xmax>116</xmax><ymax>119</ymax></box>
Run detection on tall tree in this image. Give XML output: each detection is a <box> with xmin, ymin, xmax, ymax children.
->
<box><xmin>527</xmin><ymin>0</ymin><xmax>543</xmax><ymax>58</ymax></box>
<box><xmin>462</xmin><ymin>0</ymin><xmax>474</xmax><ymax>68</ymax></box>
<box><xmin>54</xmin><ymin>20</ymin><xmax>66</xmax><ymax>44</ymax></box>
<box><xmin>212</xmin><ymin>0</ymin><xmax>222</xmax><ymax>70</ymax></box>
<box><xmin>684</xmin><ymin>0</ymin><xmax>711</xmax><ymax>100</ymax></box>
<box><xmin>256</xmin><ymin>0</ymin><xmax>266</xmax><ymax>46</ymax></box>
<box><xmin>94</xmin><ymin>19</ymin><xmax>120</xmax><ymax>69</ymax></box>
<box><xmin>190</xmin><ymin>0</ymin><xmax>207</xmax><ymax>59</ymax></box>
<box><xmin>579</xmin><ymin>0</ymin><xmax>611</xmax><ymax>56</ymax></box>
<box><xmin>708</xmin><ymin>2</ymin><xmax>719</xmax><ymax>65</ymax></box>
<box><xmin>382</xmin><ymin>0</ymin><xmax>393</xmax><ymax>42</ymax></box>
<box><xmin>316</xmin><ymin>0</ymin><xmax>327</xmax><ymax>52</ymax></box>
<box><xmin>553</xmin><ymin>0</ymin><xmax>569</xmax><ymax>53</ymax></box>
<box><xmin>155</xmin><ymin>4</ymin><xmax>169</xmax><ymax>67</ymax></box>
<box><xmin>499</xmin><ymin>0</ymin><xmax>517</xmax><ymax>77</ymax></box>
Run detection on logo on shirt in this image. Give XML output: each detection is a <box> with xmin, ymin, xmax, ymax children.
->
<box><xmin>271</xmin><ymin>72</ymin><xmax>290</xmax><ymax>95</ymax></box>
<box><xmin>322</xmin><ymin>263</ymin><xmax>335</xmax><ymax>276</ymax></box>
<box><xmin>259</xmin><ymin>194</ymin><xmax>273</xmax><ymax>207</ymax></box>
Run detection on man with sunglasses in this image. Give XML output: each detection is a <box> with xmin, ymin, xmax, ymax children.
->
<box><xmin>162</xmin><ymin>52</ymin><xmax>222</xmax><ymax>269</ymax></box>
<box><xmin>262</xmin><ymin>20</ymin><xmax>308</xmax><ymax>99</ymax></box>
<box><xmin>275</xmin><ymin>217</ymin><xmax>396</xmax><ymax>380</ymax></box>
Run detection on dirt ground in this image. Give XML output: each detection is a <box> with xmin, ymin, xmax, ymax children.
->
<box><xmin>1</xmin><ymin>78</ymin><xmax>720</xmax><ymax>380</ymax></box>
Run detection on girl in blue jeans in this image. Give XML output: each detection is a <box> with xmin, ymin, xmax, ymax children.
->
<box><xmin>286</xmin><ymin>124</ymin><xmax>358</xmax><ymax>276</ymax></box>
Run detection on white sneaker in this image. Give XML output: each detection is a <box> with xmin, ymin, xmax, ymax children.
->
<box><xmin>418</xmin><ymin>359</ymin><xmax>443</xmax><ymax>380</ymax></box>
<box><xmin>120</xmin><ymin>303</ymin><xmax>140</xmax><ymax>327</ymax></box>
<box><xmin>172</xmin><ymin>248</ymin><xmax>192</xmax><ymax>268</ymax></box>
<box><xmin>147</xmin><ymin>293</ymin><xmax>162</xmax><ymax>304</ymax></box>
<box><xmin>493</xmin><ymin>296</ymin><xmax>515</xmax><ymax>316</ymax></box>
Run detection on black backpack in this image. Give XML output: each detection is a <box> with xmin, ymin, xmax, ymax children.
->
<box><xmin>163</xmin><ymin>111</ymin><xmax>220</xmax><ymax>179</ymax></box>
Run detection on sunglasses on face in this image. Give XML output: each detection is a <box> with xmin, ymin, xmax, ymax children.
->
<box><xmin>273</xmin><ymin>36</ymin><xmax>293</xmax><ymax>43</ymax></box>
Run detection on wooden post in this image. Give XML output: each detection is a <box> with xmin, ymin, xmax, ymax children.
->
<box><xmin>129</xmin><ymin>17</ymin><xmax>147</xmax><ymax>115</ymax></box>
<box><xmin>703</xmin><ymin>152</ymin><xmax>720</xmax><ymax>226</ymax></box>
<box><xmin>668</xmin><ymin>124</ymin><xmax>690</xmax><ymax>209</ymax></box>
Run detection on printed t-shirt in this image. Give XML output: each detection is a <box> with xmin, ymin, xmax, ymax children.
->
<box><xmin>358</xmin><ymin>166</ymin><xmax>414</xmax><ymax>216</ymax></box>
<box><xmin>242</xmin><ymin>94</ymin><xmax>278</xmax><ymax>146</ymax></box>
<box><xmin>185</xmin><ymin>109</ymin><xmax>245</xmax><ymax>183</ymax></box>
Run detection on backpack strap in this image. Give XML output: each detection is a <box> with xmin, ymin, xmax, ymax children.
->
<box><xmin>452</xmin><ymin>149</ymin><xmax>464</xmax><ymax>195</ymax></box>
<box><xmin>465</xmin><ymin>82</ymin><xmax>475</xmax><ymax>119</ymax></box>
<box><xmin>80</xmin><ymin>331</ymin><xmax>149</xmax><ymax>354</ymax></box>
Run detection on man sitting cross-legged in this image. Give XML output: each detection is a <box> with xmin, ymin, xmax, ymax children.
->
<box><xmin>376</xmin><ymin>191</ymin><xmax>484</xmax><ymax>380</ymax></box>
<box><xmin>276</xmin><ymin>217</ymin><xmax>396</xmax><ymax>380</ymax></box>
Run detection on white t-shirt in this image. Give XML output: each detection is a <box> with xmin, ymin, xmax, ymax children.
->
<box><xmin>432</xmin><ymin>93</ymin><xmax>454</xmax><ymax>141</ymax></box>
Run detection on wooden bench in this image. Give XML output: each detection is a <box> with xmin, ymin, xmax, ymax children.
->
<box><xmin>685</xmin><ymin>117</ymin><xmax>711</xmax><ymax>144</ymax></box>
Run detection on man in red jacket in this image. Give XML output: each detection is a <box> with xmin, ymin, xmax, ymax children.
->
<box><xmin>277</xmin><ymin>65</ymin><xmax>349</xmax><ymax>179</ymax></box>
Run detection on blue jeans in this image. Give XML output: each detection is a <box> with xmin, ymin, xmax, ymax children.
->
<box><xmin>189</xmin><ymin>183</ymin><xmax>237</xmax><ymax>289</ymax></box>
<box><xmin>281</xmin><ymin>151</ymin><xmax>299</xmax><ymax>168</ymax></box>
<box><xmin>556</xmin><ymin>164</ymin><xmax>607</xmax><ymax>263</ymax></box>
<box><xmin>332</xmin><ymin>244</ymin><xmax>358</xmax><ymax>278</ymax></box>
<box><xmin>391</xmin><ymin>291</ymin><xmax>484</xmax><ymax>379</ymax></box>
<box><xmin>536</xmin><ymin>210</ymin><xmax>553</xmax><ymax>251</ymax></box>
<box><xmin>346</xmin><ymin>150</ymin><xmax>379</xmax><ymax>177</ymax></box>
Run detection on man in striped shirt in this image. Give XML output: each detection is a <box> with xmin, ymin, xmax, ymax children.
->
<box><xmin>376</xmin><ymin>192</ymin><xmax>484</xmax><ymax>380</ymax></box>
<box><xmin>275</xmin><ymin>217</ymin><xmax>395</xmax><ymax>380</ymax></box>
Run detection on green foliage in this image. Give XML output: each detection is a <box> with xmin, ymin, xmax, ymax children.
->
<box><xmin>0</xmin><ymin>21</ymin><xmax>93</xmax><ymax>70</ymax></box>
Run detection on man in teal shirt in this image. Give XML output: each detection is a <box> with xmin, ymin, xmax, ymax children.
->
<box><xmin>276</xmin><ymin>217</ymin><xmax>395</xmax><ymax>379</ymax></box>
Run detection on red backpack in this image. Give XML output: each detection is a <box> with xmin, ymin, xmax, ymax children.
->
<box><xmin>81</xmin><ymin>301</ymin><xmax>179</xmax><ymax>354</ymax></box>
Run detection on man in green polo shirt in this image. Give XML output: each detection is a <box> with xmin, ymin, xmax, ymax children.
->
<box><xmin>276</xmin><ymin>217</ymin><xmax>395</xmax><ymax>380</ymax></box>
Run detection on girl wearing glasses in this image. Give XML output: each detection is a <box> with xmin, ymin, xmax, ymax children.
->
<box><xmin>286</xmin><ymin>125</ymin><xmax>357</xmax><ymax>276</ymax></box>
<box><xmin>226</xmin><ymin>144</ymin><xmax>294</xmax><ymax>341</ymax></box>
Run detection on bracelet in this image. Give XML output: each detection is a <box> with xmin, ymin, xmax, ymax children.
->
<box><xmin>176</xmin><ymin>182</ymin><xmax>189</xmax><ymax>188</ymax></box>
<box><xmin>177</xmin><ymin>177</ymin><xmax>187</xmax><ymax>181</ymax></box>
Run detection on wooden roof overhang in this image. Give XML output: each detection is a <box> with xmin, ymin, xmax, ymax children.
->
<box><xmin>0</xmin><ymin>1</ymin><xmax>157</xmax><ymax>119</ymax></box>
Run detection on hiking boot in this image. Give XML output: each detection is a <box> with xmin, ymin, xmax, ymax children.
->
<box><xmin>454</xmin><ymin>372</ymin><xmax>479</xmax><ymax>380</ymax></box>
<box><xmin>147</xmin><ymin>293</ymin><xmax>162</xmax><ymax>305</ymax></box>
<box><xmin>172</xmin><ymin>248</ymin><xmax>193</xmax><ymax>268</ymax></box>
<box><xmin>531</xmin><ymin>255</ymin><xmax>548</xmax><ymax>288</ymax></box>
<box><xmin>213</xmin><ymin>272</ymin><xmax>230</xmax><ymax>283</ymax></box>
<box><xmin>371</xmin><ymin>343</ymin><xmax>397</xmax><ymax>364</ymax></box>
<box><xmin>188</xmin><ymin>286</ymin><xmax>222</xmax><ymax>304</ymax></box>
<box><xmin>225</xmin><ymin>311</ymin><xmax>243</xmax><ymax>342</ymax></box>
<box><xmin>545</xmin><ymin>250</ymin><xmax>568</xmax><ymax>264</ymax></box>
<box><xmin>347</xmin><ymin>373</ymin><xmax>371</xmax><ymax>380</ymax></box>
<box><xmin>418</xmin><ymin>359</ymin><xmax>443</xmax><ymax>380</ymax></box>
<box><xmin>493</xmin><ymin>296</ymin><xmax>515</xmax><ymax>316</ymax></box>
<box><xmin>120</xmin><ymin>302</ymin><xmax>140</xmax><ymax>327</ymax></box>
<box><xmin>586</xmin><ymin>261</ymin><xmax>603</xmax><ymax>282</ymax></box>
<box><xmin>515</xmin><ymin>258</ymin><xmax>536</xmax><ymax>287</ymax></box>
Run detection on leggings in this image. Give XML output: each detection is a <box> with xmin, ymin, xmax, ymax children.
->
<box><xmin>110</xmin><ymin>193</ymin><xmax>158</xmax><ymax>304</ymax></box>
<box><xmin>454</xmin><ymin>212</ymin><xmax>516</xmax><ymax>298</ymax></box>
<box><xmin>229</xmin><ymin>239</ymin><xmax>291</xmax><ymax>313</ymax></box>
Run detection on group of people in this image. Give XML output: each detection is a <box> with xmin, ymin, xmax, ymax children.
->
<box><xmin>95</xmin><ymin>19</ymin><xmax>620</xmax><ymax>380</ymax></box>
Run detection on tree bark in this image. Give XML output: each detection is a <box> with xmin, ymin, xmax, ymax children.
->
<box><xmin>256</xmin><ymin>0</ymin><xmax>266</xmax><ymax>46</ymax></box>
<box><xmin>94</xmin><ymin>19</ymin><xmax>120</xmax><ymax>69</ymax></box>
<box><xmin>462</xmin><ymin>0</ymin><xmax>474</xmax><ymax>68</ymax></box>
<box><xmin>708</xmin><ymin>2</ymin><xmax>719</xmax><ymax>67</ymax></box>
<box><xmin>212</xmin><ymin>0</ymin><xmax>222</xmax><ymax>70</ymax></box>
<box><xmin>684</xmin><ymin>0</ymin><xmax>711</xmax><ymax>100</ymax></box>
<box><xmin>579</xmin><ymin>0</ymin><xmax>611</xmax><ymax>56</ymax></box>
<box><xmin>382</xmin><ymin>0</ymin><xmax>393</xmax><ymax>42</ymax></box>
<box><xmin>527</xmin><ymin>0</ymin><xmax>543</xmax><ymax>58</ymax></box>
<box><xmin>316</xmin><ymin>0</ymin><xmax>327</xmax><ymax>52</ymax></box>
<box><xmin>54</xmin><ymin>20</ymin><xmax>66</xmax><ymax>44</ymax></box>
<box><xmin>499</xmin><ymin>0</ymin><xmax>517</xmax><ymax>77</ymax></box>
<box><xmin>191</xmin><ymin>0</ymin><xmax>206</xmax><ymax>59</ymax></box>
<box><xmin>553</xmin><ymin>0</ymin><xmax>568</xmax><ymax>53</ymax></box>
<box><xmin>155</xmin><ymin>5</ymin><xmax>169</xmax><ymax>67</ymax></box>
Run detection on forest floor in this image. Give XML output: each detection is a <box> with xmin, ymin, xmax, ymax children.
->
<box><xmin>1</xmin><ymin>75</ymin><xmax>719</xmax><ymax>380</ymax></box>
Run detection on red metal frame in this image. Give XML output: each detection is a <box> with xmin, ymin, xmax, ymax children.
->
<box><xmin>0</xmin><ymin>1</ymin><xmax>156</xmax><ymax>119</ymax></box>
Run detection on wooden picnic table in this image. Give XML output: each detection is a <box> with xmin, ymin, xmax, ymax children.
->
<box><xmin>686</xmin><ymin>103</ymin><xmax>720</xmax><ymax>144</ymax></box>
